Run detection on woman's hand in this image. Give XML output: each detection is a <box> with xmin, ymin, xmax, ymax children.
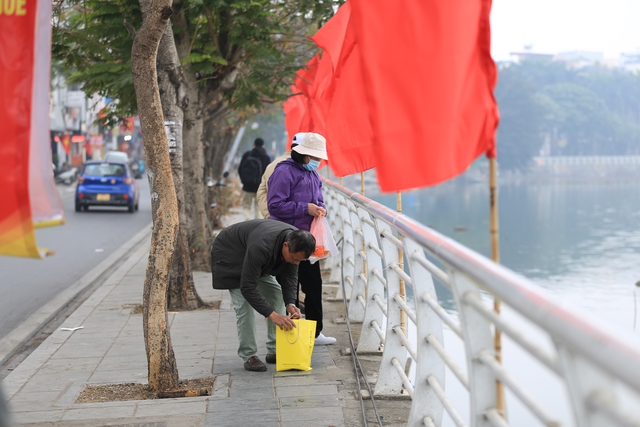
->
<box><xmin>308</xmin><ymin>203</ymin><xmax>327</xmax><ymax>217</ymax></box>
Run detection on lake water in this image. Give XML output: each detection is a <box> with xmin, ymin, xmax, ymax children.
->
<box><xmin>368</xmin><ymin>176</ymin><xmax>640</xmax><ymax>336</ymax></box>
<box><xmin>338</xmin><ymin>170</ymin><xmax>640</xmax><ymax>426</ymax></box>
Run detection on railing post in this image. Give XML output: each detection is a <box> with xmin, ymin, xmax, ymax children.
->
<box><xmin>373</xmin><ymin>221</ymin><xmax>407</xmax><ymax>396</ymax></box>
<box><xmin>450</xmin><ymin>270</ymin><xmax>498</xmax><ymax>427</ymax></box>
<box><xmin>556</xmin><ymin>345</ymin><xmax>638</xmax><ymax>427</ymax></box>
<box><xmin>325</xmin><ymin>188</ymin><xmax>343</xmax><ymax>285</ymax></box>
<box><xmin>355</xmin><ymin>209</ymin><xmax>386</xmax><ymax>353</ymax></box>
<box><xmin>404</xmin><ymin>239</ymin><xmax>445</xmax><ymax>427</ymax></box>
<box><xmin>347</xmin><ymin>206</ymin><xmax>366</xmax><ymax>322</ymax></box>
<box><xmin>336</xmin><ymin>198</ymin><xmax>355</xmax><ymax>303</ymax></box>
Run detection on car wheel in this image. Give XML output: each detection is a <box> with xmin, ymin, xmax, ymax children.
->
<box><xmin>135</xmin><ymin>202</ymin><xmax>139</xmax><ymax>211</ymax></box>
<box><xmin>128</xmin><ymin>204</ymin><xmax>134</xmax><ymax>213</ymax></box>
<box><xmin>75</xmin><ymin>202</ymin><xmax>81</xmax><ymax>212</ymax></box>
<box><xmin>83</xmin><ymin>205</ymin><xmax>89</xmax><ymax>211</ymax></box>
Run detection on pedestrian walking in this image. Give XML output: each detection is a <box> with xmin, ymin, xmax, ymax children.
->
<box><xmin>238</xmin><ymin>138</ymin><xmax>271</xmax><ymax>218</ymax></box>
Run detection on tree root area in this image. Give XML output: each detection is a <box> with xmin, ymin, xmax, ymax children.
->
<box><xmin>76</xmin><ymin>377</ymin><xmax>215</xmax><ymax>403</ymax></box>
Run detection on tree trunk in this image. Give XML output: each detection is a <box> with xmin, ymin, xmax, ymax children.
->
<box><xmin>131</xmin><ymin>0</ymin><xmax>179</xmax><ymax>391</ymax></box>
<box><xmin>182</xmin><ymin>83</ymin><xmax>212</xmax><ymax>271</ymax></box>
<box><xmin>172</xmin><ymin>5</ymin><xmax>213</xmax><ymax>272</ymax></box>
<box><xmin>156</xmin><ymin>20</ymin><xmax>204</xmax><ymax>310</ymax></box>
<box><xmin>205</xmin><ymin>120</ymin><xmax>233</xmax><ymax>180</ymax></box>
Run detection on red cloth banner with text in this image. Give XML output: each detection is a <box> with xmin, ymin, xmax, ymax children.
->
<box><xmin>29</xmin><ymin>0</ymin><xmax>65</xmax><ymax>231</ymax></box>
<box><xmin>350</xmin><ymin>0</ymin><xmax>499</xmax><ymax>192</ymax></box>
<box><xmin>0</xmin><ymin>0</ymin><xmax>61</xmax><ymax>257</ymax></box>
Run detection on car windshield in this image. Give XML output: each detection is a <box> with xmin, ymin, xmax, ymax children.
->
<box><xmin>84</xmin><ymin>163</ymin><xmax>127</xmax><ymax>177</ymax></box>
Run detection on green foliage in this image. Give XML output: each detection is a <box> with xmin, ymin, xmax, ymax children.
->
<box><xmin>53</xmin><ymin>0</ymin><xmax>141</xmax><ymax>126</ymax></box>
<box><xmin>495</xmin><ymin>60</ymin><xmax>640</xmax><ymax>170</ymax></box>
<box><xmin>52</xmin><ymin>0</ymin><xmax>343</xmax><ymax>124</ymax></box>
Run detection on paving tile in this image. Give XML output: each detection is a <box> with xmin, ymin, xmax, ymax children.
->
<box><xmin>134</xmin><ymin>399</ymin><xmax>208</xmax><ymax>417</ymax></box>
<box><xmin>11</xmin><ymin>409</ymin><xmax>66</xmax><ymax>424</ymax></box>
<box><xmin>280</xmin><ymin>406</ymin><xmax>346</xmax><ymax>423</ymax></box>
<box><xmin>204</xmin><ymin>409</ymin><xmax>280</xmax><ymax>425</ymax></box>
<box><xmin>62</xmin><ymin>404</ymin><xmax>136</xmax><ymax>420</ymax></box>
<box><xmin>276</xmin><ymin>384</ymin><xmax>339</xmax><ymax>398</ymax></box>
<box><xmin>279</xmin><ymin>394</ymin><xmax>341</xmax><ymax>408</ymax></box>
<box><xmin>207</xmin><ymin>396</ymin><xmax>279</xmax><ymax>412</ymax></box>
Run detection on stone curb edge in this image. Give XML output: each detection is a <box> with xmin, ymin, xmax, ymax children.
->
<box><xmin>0</xmin><ymin>222</ymin><xmax>152</xmax><ymax>368</ymax></box>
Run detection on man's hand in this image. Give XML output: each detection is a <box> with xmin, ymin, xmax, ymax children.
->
<box><xmin>286</xmin><ymin>305</ymin><xmax>301</xmax><ymax>319</ymax></box>
<box><xmin>307</xmin><ymin>203</ymin><xmax>326</xmax><ymax>217</ymax></box>
<box><xmin>268</xmin><ymin>311</ymin><xmax>297</xmax><ymax>330</ymax></box>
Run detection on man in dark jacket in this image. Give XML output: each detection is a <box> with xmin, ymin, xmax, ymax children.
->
<box><xmin>211</xmin><ymin>219</ymin><xmax>315</xmax><ymax>372</ymax></box>
<box><xmin>238</xmin><ymin>138</ymin><xmax>271</xmax><ymax>218</ymax></box>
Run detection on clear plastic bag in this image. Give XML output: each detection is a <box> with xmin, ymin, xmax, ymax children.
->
<box><xmin>308</xmin><ymin>216</ymin><xmax>339</xmax><ymax>264</ymax></box>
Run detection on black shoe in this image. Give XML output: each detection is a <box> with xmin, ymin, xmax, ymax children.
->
<box><xmin>244</xmin><ymin>356</ymin><xmax>267</xmax><ymax>372</ymax></box>
<box><xmin>265</xmin><ymin>354</ymin><xmax>276</xmax><ymax>364</ymax></box>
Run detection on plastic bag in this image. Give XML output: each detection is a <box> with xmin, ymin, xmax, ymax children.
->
<box><xmin>276</xmin><ymin>319</ymin><xmax>317</xmax><ymax>371</ymax></box>
<box><xmin>308</xmin><ymin>216</ymin><xmax>339</xmax><ymax>264</ymax></box>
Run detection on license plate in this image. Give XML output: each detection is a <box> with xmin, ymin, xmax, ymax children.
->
<box><xmin>96</xmin><ymin>194</ymin><xmax>110</xmax><ymax>201</ymax></box>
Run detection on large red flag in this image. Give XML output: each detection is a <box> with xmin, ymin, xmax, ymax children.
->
<box><xmin>308</xmin><ymin>52</ymin><xmax>333</xmax><ymax>136</ymax></box>
<box><xmin>283</xmin><ymin>90</ymin><xmax>307</xmax><ymax>144</ymax></box>
<box><xmin>350</xmin><ymin>0</ymin><xmax>499</xmax><ymax>192</ymax></box>
<box><xmin>310</xmin><ymin>1</ymin><xmax>352</xmax><ymax>74</ymax></box>
<box><xmin>310</xmin><ymin>2</ymin><xmax>376</xmax><ymax>177</ymax></box>
<box><xmin>323</xmin><ymin>42</ymin><xmax>375</xmax><ymax>176</ymax></box>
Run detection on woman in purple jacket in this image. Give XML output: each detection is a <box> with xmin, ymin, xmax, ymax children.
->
<box><xmin>267</xmin><ymin>133</ymin><xmax>336</xmax><ymax>345</ymax></box>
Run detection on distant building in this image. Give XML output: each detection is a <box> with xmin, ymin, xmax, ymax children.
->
<box><xmin>620</xmin><ymin>52</ymin><xmax>640</xmax><ymax>72</ymax></box>
<box><xmin>509</xmin><ymin>51</ymin><xmax>554</xmax><ymax>62</ymax></box>
<box><xmin>554</xmin><ymin>51</ymin><xmax>604</xmax><ymax>68</ymax></box>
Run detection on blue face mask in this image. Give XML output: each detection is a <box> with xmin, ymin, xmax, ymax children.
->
<box><xmin>303</xmin><ymin>159</ymin><xmax>321</xmax><ymax>171</ymax></box>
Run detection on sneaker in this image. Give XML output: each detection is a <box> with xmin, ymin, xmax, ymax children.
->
<box><xmin>265</xmin><ymin>354</ymin><xmax>276</xmax><ymax>364</ymax></box>
<box><xmin>314</xmin><ymin>333</ymin><xmax>336</xmax><ymax>345</ymax></box>
<box><xmin>244</xmin><ymin>356</ymin><xmax>267</xmax><ymax>372</ymax></box>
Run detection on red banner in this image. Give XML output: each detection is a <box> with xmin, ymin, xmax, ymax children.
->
<box><xmin>0</xmin><ymin>0</ymin><xmax>60</xmax><ymax>257</ymax></box>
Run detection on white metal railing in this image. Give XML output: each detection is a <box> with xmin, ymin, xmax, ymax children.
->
<box><xmin>322</xmin><ymin>178</ymin><xmax>640</xmax><ymax>427</ymax></box>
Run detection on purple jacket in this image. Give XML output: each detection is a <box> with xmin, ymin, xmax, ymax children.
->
<box><xmin>267</xmin><ymin>159</ymin><xmax>325</xmax><ymax>231</ymax></box>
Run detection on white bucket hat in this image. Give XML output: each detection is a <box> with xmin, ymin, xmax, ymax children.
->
<box><xmin>292</xmin><ymin>132</ymin><xmax>328</xmax><ymax>160</ymax></box>
<box><xmin>292</xmin><ymin>132</ymin><xmax>308</xmax><ymax>146</ymax></box>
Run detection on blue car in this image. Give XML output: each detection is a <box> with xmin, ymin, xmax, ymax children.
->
<box><xmin>75</xmin><ymin>161</ymin><xmax>139</xmax><ymax>213</ymax></box>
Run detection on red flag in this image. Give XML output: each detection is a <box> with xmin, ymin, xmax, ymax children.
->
<box><xmin>310</xmin><ymin>3</ymin><xmax>375</xmax><ymax>177</ymax></box>
<box><xmin>323</xmin><ymin>42</ymin><xmax>375</xmax><ymax>176</ymax></box>
<box><xmin>311</xmin><ymin>1</ymin><xmax>352</xmax><ymax>74</ymax></box>
<box><xmin>308</xmin><ymin>52</ymin><xmax>333</xmax><ymax>136</ymax></box>
<box><xmin>283</xmin><ymin>90</ymin><xmax>308</xmax><ymax>145</ymax></box>
<box><xmin>350</xmin><ymin>0</ymin><xmax>499</xmax><ymax>191</ymax></box>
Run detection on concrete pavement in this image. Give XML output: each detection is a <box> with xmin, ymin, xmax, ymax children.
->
<box><xmin>1</xmin><ymin>209</ymin><xmax>378</xmax><ymax>427</ymax></box>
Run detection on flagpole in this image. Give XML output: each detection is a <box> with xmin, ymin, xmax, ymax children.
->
<box><xmin>397</xmin><ymin>192</ymin><xmax>406</xmax><ymax>335</ymax></box>
<box><xmin>489</xmin><ymin>156</ymin><xmax>505</xmax><ymax>414</ymax></box>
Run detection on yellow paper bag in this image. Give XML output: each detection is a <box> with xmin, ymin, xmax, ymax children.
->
<box><xmin>276</xmin><ymin>319</ymin><xmax>317</xmax><ymax>372</ymax></box>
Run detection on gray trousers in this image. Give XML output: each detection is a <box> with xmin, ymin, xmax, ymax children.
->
<box><xmin>228</xmin><ymin>275</ymin><xmax>285</xmax><ymax>361</ymax></box>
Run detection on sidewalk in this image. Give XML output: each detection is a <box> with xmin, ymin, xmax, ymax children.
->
<box><xmin>2</xmin><ymin>211</ymin><xmax>362</xmax><ymax>427</ymax></box>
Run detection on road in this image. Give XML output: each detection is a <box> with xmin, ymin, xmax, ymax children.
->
<box><xmin>0</xmin><ymin>176</ymin><xmax>152</xmax><ymax>341</ymax></box>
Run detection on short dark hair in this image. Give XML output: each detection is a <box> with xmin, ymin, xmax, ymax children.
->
<box><xmin>285</xmin><ymin>230</ymin><xmax>316</xmax><ymax>258</ymax></box>
<box><xmin>254</xmin><ymin>138</ymin><xmax>264</xmax><ymax>147</ymax></box>
<box><xmin>291</xmin><ymin>149</ymin><xmax>305</xmax><ymax>165</ymax></box>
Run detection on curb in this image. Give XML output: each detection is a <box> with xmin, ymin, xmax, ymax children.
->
<box><xmin>0</xmin><ymin>222</ymin><xmax>152</xmax><ymax>368</ymax></box>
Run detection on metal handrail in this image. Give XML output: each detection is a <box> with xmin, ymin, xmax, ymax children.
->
<box><xmin>322</xmin><ymin>177</ymin><xmax>640</xmax><ymax>427</ymax></box>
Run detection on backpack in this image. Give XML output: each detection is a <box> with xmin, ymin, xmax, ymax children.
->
<box><xmin>238</xmin><ymin>154</ymin><xmax>263</xmax><ymax>190</ymax></box>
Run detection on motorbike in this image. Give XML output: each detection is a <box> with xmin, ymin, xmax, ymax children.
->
<box><xmin>54</xmin><ymin>167</ymin><xmax>78</xmax><ymax>185</ymax></box>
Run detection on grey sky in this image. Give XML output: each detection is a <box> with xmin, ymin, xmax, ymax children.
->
<box><xmin>490</xmin><ymin>0</ymin><xmax>640</xmax><ymax>61</ymax></box>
